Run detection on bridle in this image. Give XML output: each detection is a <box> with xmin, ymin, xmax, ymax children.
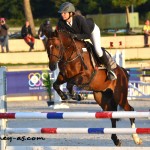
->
<box><xmin>48</xmin><ymin>38</ymin><xmax>64</xmax><ymax>62</ymax></box>
<box><xmin>48</xmin><ymin>32</ymin><xmax>81</xmax><ymax>65</ymax></box>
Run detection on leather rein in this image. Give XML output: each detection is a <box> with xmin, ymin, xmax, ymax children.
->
<box><xmin>48</xmin><ymin>36</ymin><xmax>81</xmax><ymax>65</ymax></box>
<box><xmin>48</xmin><ymin>32</ymin><xmax>97</xmax><ymax>89</ymax></box>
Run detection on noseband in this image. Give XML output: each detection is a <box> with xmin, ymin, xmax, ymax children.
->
<box><xmin>48</xmin><ymin>35</ymin><xmax>80</xmax><ymax>64</ymax></box>
<box><xmin>48</xmin><ymin>39</ymin><xmax>64</xmax><ymax>61</ymax></box>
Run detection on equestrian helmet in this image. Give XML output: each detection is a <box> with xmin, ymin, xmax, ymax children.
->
<box><xmin>44</xmin><ymin>20</ymin><xmax>50</xmax><ymax>25</ymax></box>
<box><xmin>58</xmin><ymin>2</ymin><xmax>75</xmax><ymax>13</ymax></box>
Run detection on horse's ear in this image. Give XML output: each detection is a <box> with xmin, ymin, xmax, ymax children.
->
<box><xmin>46</xmin><ymin>30</ymin><xmax>58</xmax><ymax>38</ymax></box>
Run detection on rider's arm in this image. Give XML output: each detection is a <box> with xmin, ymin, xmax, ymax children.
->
<box><xmin>74</xmin><ymin>15</ymin><xmax>91</xmax><ymax>40</ymax></box>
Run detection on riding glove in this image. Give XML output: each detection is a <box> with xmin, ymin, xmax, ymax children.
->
<box><xmin>70</xmin><ymin>33</ymin><xmax>78</xmax><ymax>39</ymax></box>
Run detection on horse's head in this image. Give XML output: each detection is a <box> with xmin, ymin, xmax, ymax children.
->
<box><xmin>46</xmin><ymin>30</ymin><xmax>73</xmax><ymax>71</ymax></box>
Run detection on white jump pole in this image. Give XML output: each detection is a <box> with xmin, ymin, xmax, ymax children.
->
<box><xmin>0</xmin><ymin>67</ymin><xmax>7</xmax><ymax>150</ymax></box>
<box><xmin>5</xmin><ymin>146</ymin><xmax>150</xmax><ymax>150</ymax></box>
<box><xmin>3</xmin><ymin>127</ymin><xmax>150</xmax><ymax>134</ymax></box>
<box><xmin>0</xmin><ymin>111</ymin><xmax>149</xmax><ymax>119</ymax></box>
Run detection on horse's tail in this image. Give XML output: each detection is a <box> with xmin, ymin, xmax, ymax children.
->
<box><xmin>121</xmin><ymin>67</ymin><xmax>130</xmax><ymax>81</ymax></box>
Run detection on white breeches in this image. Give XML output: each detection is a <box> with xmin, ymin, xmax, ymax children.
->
<box><xmin>90</xmin><ymin>24</ymin><xmax>103</xmax><ymax>57</ymax></box>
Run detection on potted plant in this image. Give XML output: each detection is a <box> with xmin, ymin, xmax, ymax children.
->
<box><xmin>42</xmin><ymin>70</ymin><xmax>54</xmax><ymax>106</ymax></box>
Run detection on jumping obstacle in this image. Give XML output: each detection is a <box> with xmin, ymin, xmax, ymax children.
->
<box><xmin>0</xmin><ymin>111</ymin><xmax>149</xmax><ymax>119</ymax></box>
<box><xmin>5</xmin><ymin>146</ymin><xmax>150</xmax><ymax>150</ymax></box>
<box><xmin>0</xmin><ymin>67</ymin><xmax>150</xmax><ymax>150</ymax></box>
<box><xmin>4</xmin><ymin>127</ymin><xmax>150</xmax><ymax>134</ymax></box>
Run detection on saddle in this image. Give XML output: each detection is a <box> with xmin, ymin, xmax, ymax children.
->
<box><xmin>84</xmin><ymin>41</ymin><xmax>117</xmax><ymax>70</ymax></box>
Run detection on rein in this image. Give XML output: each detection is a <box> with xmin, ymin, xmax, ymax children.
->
<box><xmin>48</xmin><ymin>31</ymin><xmax>87</xmax><ymax>70</ymax></box>
<box><xmin>60</xmin><ymin>37</ymin><xmax>88</xmax><ymax>70</ymax></box>
<box><xmin>48</xmin><ymin>36</ymin><xmax>80</xmax><ymax>65</ymax></box>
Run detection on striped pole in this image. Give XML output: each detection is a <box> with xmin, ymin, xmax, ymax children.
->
<box><xmin>0</xmin><ymin>111</ymin><xmax>149</xmax><ymax>119</ymax></box>
<box><xmin>4</xmin><ymin>128</ymin><xmax>150</xmax><ymax>134</ymax></box>
<box><xmin>5</xmin><ymin>146</ymin><xmax>150</xmax><ymax>150</ymax></box>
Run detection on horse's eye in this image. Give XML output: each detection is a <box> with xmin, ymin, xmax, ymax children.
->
<box><xmin>55</xmin><ymin>45</ymin><xmax>59</xmax><ymax>49</ymax></box>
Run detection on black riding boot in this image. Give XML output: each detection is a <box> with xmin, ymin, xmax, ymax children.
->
<box><xmin>28</xmin><ymin>42</ymin><xmax>34</xmax><ymax>52</ymax></box>
<box><xmin>100</xmin><ymin>51</ymin><xmax>117</xmax><ymax>80</ymax></box>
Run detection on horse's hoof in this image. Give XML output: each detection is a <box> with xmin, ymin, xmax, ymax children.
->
<box><xmin>77</xmin><ymin>94</ymin><xmax>84</xmax><ymax>101</ymax></box>
<box><xmin>115</xmin><ymin>139</ymin><xmax>121</xmax><ymax>146</ymax></box>
<box><xmin>117</xmin><ymin>141</ymin><xmax>122</xmax><ymax>146</ymax></box>
<box><xmin>47</xmin><ymin>101</ymin><xmax>54</xmax><ymax>107</ymax></box>
<box><xmin>72</xmin><ymin>94</ymin><xmax>84</xmax><ymax>101</ymax></box>
<box><xmin>61</xmin><ymin>95</ymin><xmax>68</xmax><ymax>100</ymax></box>
<box><xmin>134</xmin><ymin>138</ymin><xmax>143</xmax><ymax>145</ymax></box>
<box><xmin>76</xmin><ymin>94</ymin><xmax>82</xmax><ymax>101</ymax></box>
<box><xmin>132</xmin><ymin>134</ymin><xmax>143</xmax><ymax>145</ymax></box>
<box><xmin>71</xmin><ymin>95</ymin><xmax>76</xmax><ymax>100</ymax></box>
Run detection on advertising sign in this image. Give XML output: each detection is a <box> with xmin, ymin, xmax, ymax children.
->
<box><xmin>6</xmin><ymin>70</ymin><xmax>54</xmax><ymax>94</ymax></box>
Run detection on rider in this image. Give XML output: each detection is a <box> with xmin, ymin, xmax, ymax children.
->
<box><xmin>57</xmin><ymin>2</ymin><xmax>117</xmax><ymax>80</ymax></box>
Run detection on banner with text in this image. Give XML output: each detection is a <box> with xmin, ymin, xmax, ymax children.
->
<box><xmin>6</xmin><ymin>70</ymin><xmax>54</xmax><ymax>94</ymax></box>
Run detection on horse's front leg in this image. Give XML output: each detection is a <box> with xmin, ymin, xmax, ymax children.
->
<box><xmin>53</xmin><ymin>72</ymin><xmax>68</xmax><ymax>100</ymax></box>
<box><xmin>66</xmin><ymin>82</ymin><xmax>75</xmax><ymax>98</ymax></box>
<box><xmin>94</xmin><ymin>91</ymin><xmax>121</xmax><ymax>146</ymax></box>
<box><xmin>66</xmin><ymin>83</ymin><xmax>83</xmax><ymax>101</ymax></box>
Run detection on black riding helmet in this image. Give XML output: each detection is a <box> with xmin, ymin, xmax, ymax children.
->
<box><xmin>58</xmin><ymin>2</ymin><xmax>75</xmax><ymax>13</ymax></box>
<box><xmin>44</xmin><ymin>20</ymin><xmax>50</xmax><ymax>25</ymax></box>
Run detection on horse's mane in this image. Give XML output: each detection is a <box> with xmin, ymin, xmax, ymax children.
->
<box><xmin>56</xmin><ymin>30</ymin><xmax>72</xmax><ymax>38</ymax></box>
<box><xmin>57</xmin><ymin>29</ymin><xmax>71</xmax><ymax>34</ymax></box>
<box><xmin>51</xmin><ymin>29</ymin><xmax>76</xmax><ymax>38</ymax></box>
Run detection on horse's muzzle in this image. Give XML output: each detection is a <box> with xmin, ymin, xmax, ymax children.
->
<box><xmin>49</xmin><ymin>63</ymin><xmax>57</xmax><ymax>71</ymax></box>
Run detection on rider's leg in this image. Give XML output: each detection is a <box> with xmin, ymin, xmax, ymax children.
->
<box><xmin>90</xmin><ymin>24</ymin><xmax>117</xmax><ymax>80</ymax></box>
<box><xmin>90</xmin><ymin>24</ymin><xmax>103</xmax><ymax>57</ymax></box>
<box><xmin>100</xmin><ymin>49</ymin><xmax>117</xmax><ymax>80</ymax></box>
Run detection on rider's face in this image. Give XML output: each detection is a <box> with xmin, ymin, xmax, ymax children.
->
<box><xmin>61</xmin><ymin>12</ymin><xmax>70</xmax><ymax>20</ymax></box>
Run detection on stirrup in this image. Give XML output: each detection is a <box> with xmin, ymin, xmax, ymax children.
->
<box><xmin>107</xmin><ymin>70</ymin><xmax>117</xmax><ymax>80</ymax></box>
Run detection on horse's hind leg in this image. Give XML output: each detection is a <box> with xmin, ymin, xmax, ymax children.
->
<box><xmin>113</xmin><ymin>68</ymin><xmax>142</xmax><ymax>145</ymax></box>
<box><xmin>53</xmin><ymin>72</ymin><xmax>68</xmax><ymax>100</ymax></box>
<box><xmin>115</xmin><ymin>88</ymin><xmax>142</xmax><ymax>144</ymax></box>
<box><xmin>93</xmin><ymin>90</ymin><xmax>121</xmax><ymax>146</ymax></box>
<box><xmin>109</xmin><ymin>94</ymin><xmax>121</xmax><ymax>146</ymax></box>
<box><xmin>110</xmin><ymin>96</ymin><xmax>122</xmax><ymax>146</ymax></box>
<box><xmin>111</xmin><ymin>119</ymin><xmax>121</xmax><ymax>146</ymax></box>
<box><xmin>121</xmin><ymin>101</ymin><xmax>142</xmax><ymax>145</ymax></box>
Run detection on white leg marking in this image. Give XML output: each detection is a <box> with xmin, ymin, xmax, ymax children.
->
<box><xmin>132</xmin><ymin>123</ymin><xmax>142</xmax><ymax>144</ymax></box>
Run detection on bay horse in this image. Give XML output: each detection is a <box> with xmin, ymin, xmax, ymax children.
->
<box><xmin>46</xmin><ymin>30</ymin><xmax>142</xmax><ymax>146</ymax></box>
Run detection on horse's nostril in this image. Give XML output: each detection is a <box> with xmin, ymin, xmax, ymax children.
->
<box><xmin>49</xmin><ymin>64</ymin><xmax>57</xmax><ymax>71</ymax></box>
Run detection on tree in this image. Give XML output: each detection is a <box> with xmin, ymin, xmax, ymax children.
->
<box><xmin>50</xmin><ymin>0</ymin><xmax>99</xmax><ymax>15</ymax></box>
<box><xmin>112</xmin><ymin>0</ymin><xmax>148</xmax><ymax>32</ymax></box>
<box><xmin>23</xmin><ymin>0</ymin><xmax>36</xmax><ymax>36</ymax></box>
<box><xmin>0</xmin><ymin>0</ymin><xmax>24</xmax><ymax>19</ymax></box>
<box><xmin>77</xmin><ymin>0</ymin><xmax>99</xmax><ymax>15</ymax></box>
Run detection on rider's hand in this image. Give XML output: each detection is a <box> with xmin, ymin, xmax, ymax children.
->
<box><xmin>70</xmin><ymin>33</ymin><xmax>77</xmax><ymax>39</ymax></box>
